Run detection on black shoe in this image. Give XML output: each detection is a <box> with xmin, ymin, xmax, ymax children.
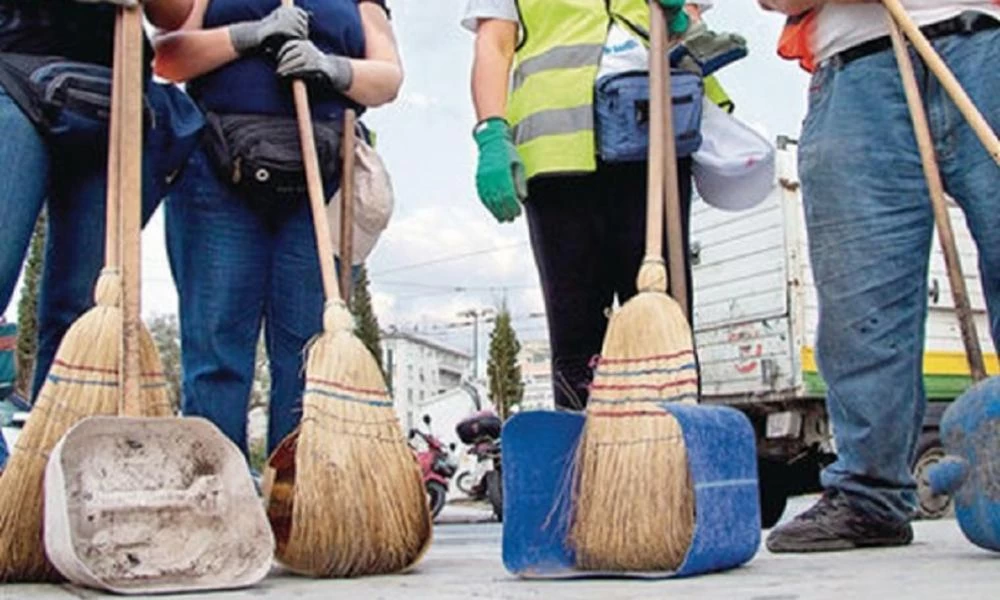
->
<box><xmin>766</xmin><ymin>491</ymin><xmax>914</xmax><ymax>553</ymax></box>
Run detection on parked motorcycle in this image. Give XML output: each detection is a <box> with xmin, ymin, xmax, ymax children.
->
<box><xmin>456</xmin><ymin>410</ymin><xmax>503</xmax><ymax>521</ymax></box>
<box><xmin>410</xmin><ymin>415</ymin><xmax>458</xmax><ymax>520</ymax></box>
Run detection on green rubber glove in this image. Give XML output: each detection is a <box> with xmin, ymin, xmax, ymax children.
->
<box><xmin>473</xmin><ymin>117</ymin><xmax>526</xmax><ymax>223</ymax></box>
<box><xmin>657</xmin><ymin>0</ymin><xmax>690</xmax><ymax>35</ymax></box>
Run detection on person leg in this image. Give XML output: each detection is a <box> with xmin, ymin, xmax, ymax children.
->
<box><xmin>264</xmin><ymin>200</ymin><xmax>325</xmax><ymax>454</ymax></box>
<box><xmin>524</xmin><ymin>173</ymin><xmax>613</xmax><ymax>410</ymax></box>
<box><xmin>768</xmin><ymin>49</ymin><xmax>938</xmax><ymax>551</ymax></box>
<box><xmin>166</xmin><ymin>148</ymin><xmax>269</xmax><ymax>455</ymax></box>
<box><xmin>930</xmin><ymin>29</ymin><xmax>1000</xmax><ymax>352</ymax></box>
<box><xmin>0</xmin><ymin>89</ymin><xmax>49</xmax><ymax>314</ymax></box>
<box><xmin>30</xmin><ymin>78</ymin><xmax>193</xmax><ymax>396</ymax></box>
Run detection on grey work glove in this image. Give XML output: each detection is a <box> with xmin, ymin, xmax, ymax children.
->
<box><xmin>276</xmin><ymin>39</ymin><xmax>353</xmax><ymax>92</ymax></box>
<box><xmin>229</xmin><ymin>5</ymin><xmax>309</xmax><ymax>56</ymax></box>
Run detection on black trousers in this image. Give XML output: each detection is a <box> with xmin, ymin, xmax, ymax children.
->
<box><xmin>524</xmin><ymin>158</ymin><xmax>693</xmax><ymax>410</ymax></box>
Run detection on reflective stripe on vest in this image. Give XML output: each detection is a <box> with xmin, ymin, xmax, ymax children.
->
<box><xmin>703</xmin><ymin>75</ymin><xmax>733</xmax><ymax>113</ymax></box>
<box><xmin>510</xmin><ymin>0</ymin><xmax>652</xmax><ymax>179</ymax></box>
<box><xmin>777</xmin><ymin>10</ymin><xmax>818</xmax><ymax>73</ymax></box>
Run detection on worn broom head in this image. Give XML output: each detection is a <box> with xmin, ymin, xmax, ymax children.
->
<box><xmin>570</xmin><ymin>258</ymin><xmax>698</xmax><ymax>572</ymax></box>
<box><xmin>272</xmin><ymin>299</ymin><xmax>431</xmax><ymax>577</ymax></box>
<box><xmin>0</xmin><ymin>268</ymin><xmax>173</xmax><ymax>582</ymax></box>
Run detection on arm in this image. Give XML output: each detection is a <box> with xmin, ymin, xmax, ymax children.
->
<box><xmin>345</xmin><ymin>2</ymin><xmax>404</xmax><ymax>107</ymax></box>
<box><xmin>153</xmin><ymin>0</ymin><xmax>307</xmax><ymax>83</ymax></box>
<box><xmin>471</xmin><ymin>19</ymin><xmax>517</xmax><ymax>121</ymax></box>
<box><xmin>275</xmin><ymin>2</ymin><xmax>403</xmax><ymax>108</ymax></box>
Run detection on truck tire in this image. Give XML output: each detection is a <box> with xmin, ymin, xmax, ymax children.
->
<box><xmin>758</xmin><ymin>459</ymin><xmax>789</xmax><ymax>529</ymax></box>
<box><xmin>912</xmin><ymin>432</ymin><xmax>954</xmax><ymax>520</ymax></box>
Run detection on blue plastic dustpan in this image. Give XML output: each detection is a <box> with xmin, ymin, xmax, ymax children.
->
<box><xmin>502</xmin><ymin>404</ymin><xmax>760</xmax><ymax>578</ymax></box>
<box><xmin>928</xmin><ymin>376</ymin><xmax>1000</xmax><ymax>552</ymax></box>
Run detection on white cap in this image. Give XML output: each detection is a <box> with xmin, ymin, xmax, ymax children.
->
<box><xmin>328</xmin><ymin>136</ymin><xmax>394</xmax><ymax>265</ymax></box>
<box><xmin>692</xmin><ymin>98</ymin><xmax>776</xmax><ymax>212</ymax></box>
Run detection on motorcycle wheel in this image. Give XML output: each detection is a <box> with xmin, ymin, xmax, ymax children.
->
<box><xmin>456</xmin><ymin>471</ymin><xmax>476</xmax><ymax>496</ymax></box>
<box><xmin>427</xmin><ymin>481</ymin><xmax>448</xmax><ymax>520</ymax></box>
<box><xmin>485</xmin><ymin>470</ymin><xmax>503</xmax><ymax>522</ymax></box>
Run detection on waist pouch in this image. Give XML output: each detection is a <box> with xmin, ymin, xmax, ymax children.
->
<box><xmin>0</xmin><ymin>52</ymin><xmax>136</xmax><ymax>149</ymax></box>
<box><xmin>202</xmin><ymin>111</ymin><xmax>342</xmax><ymax>222</ymax></box>
<box><xmin>595</xmin><ymin>69</ymin><xmax>704</xmax><ymax>162</ymax></box>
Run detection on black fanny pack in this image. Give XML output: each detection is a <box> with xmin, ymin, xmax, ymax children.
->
<box><xmin>0</xmin><ymin>52</ymin><xmax>123</xmax><ymax>148</ymax></box>
<box><xmin>202</xmin><ymin>110</ymin><xmax>342</xmax><ymax>222</ymax></box>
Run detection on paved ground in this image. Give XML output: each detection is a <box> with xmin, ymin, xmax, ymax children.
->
<box><xmin>3</xmin><ymin>497</ymin><xmax>996</xmax><ymax>599</ymax></box>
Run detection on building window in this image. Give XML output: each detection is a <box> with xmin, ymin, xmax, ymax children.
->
<box><xmin>420</xmin><ymin>391</ymin><xmax>425</xmax><ymax>401</ymax></box>
<box><xmin>407</xmin><ymin>389</ymin><xmax>413</xmax><ymax>404</ymax></box>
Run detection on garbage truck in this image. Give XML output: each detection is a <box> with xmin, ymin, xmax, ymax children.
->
<box><xmin>690</xmin><ymin>136</ymin><xmax>999</xmax><ymax>527</ymax></box>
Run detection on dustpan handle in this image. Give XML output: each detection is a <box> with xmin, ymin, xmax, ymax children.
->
<box><xmin>882</xmin><ymin>0</ymin><xmax>1000</xmax><ymax>166</ymax></box>
<box><xmin>339</xmin><ymin>110</ymin><xmax>357</xmax><ymax>306</ymax></box>
<box><xmin>281</xmin><ymin>0</ymin><xmax>342</xmax><ymax>305</ymax></box>
<box><xmin>642</xmin><ymin>3</ymin><xmax>667</xmax><ymax>284</ymax></box>
<box><xmin>117</xmin><ymin>6</ymin><xmax>145</xmax><ymax>415</ymax></box>
<box><xmin>885</xmin><ymin>13</ymin><xmax>987</xmax><ymax>382</ymax></box>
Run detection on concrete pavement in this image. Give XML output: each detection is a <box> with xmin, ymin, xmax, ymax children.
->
<box><xmin>2</xmin><ymin>497</ymin><xmax>995</xmax><ymax>599</ymax></box>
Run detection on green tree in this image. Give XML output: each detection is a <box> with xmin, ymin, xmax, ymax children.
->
<box><xmin>486</xmin><ymin>305</ymin><xmax>523</xmax><ymax>420</ymax></box>
<box><xmin>351</xmin><ymin>265</ymin><xmax>384</xmax><ymax>374</ymax></box>
<box><xmin>148</xmin><ymin>314</ymin><xmax>182</xmax><ymax>413</ymax></box>
<box><xmin>15</xmin><ymin>213</ymin><xmax>46</xmax><ymax>398</ymax></box>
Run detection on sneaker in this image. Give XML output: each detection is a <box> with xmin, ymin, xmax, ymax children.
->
<box><xmin>766</xmin><ymin>491</ymin><xmax>914</xmax><ymax>553</ymax></box>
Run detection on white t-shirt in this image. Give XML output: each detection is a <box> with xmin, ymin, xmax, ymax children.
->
<box><xmin>814</xmin><ymin>1</ymin><xmax>1000</xmax><ymax>63</ymax></box>
<box><xmin>460</xmin><ymin>0</ymin><xmax>712</xmax><ymax>33</ymax></box>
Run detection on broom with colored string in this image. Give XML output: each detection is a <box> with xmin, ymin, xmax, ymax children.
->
<box><xmin>883</xmin><ymin>0</ymin><xmax>999</xmax><ymax>166</ymax></box>
<box><xmin>0</xmin><ymin>7</ymin><xmax>172</xmax><ymax>582</ymax></box>
<box><xmin>264</xmin><ymin>7</ymin><xmax>430</xmax><ymax>573</ymax></box>
<box><xmin>570</xmin><ymin>1</ymin><xmax>697</xmax><ymax>571</ymax></box>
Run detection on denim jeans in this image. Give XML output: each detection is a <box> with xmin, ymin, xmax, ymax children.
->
<box><xmin>800</xmin><ymin>29</ymin><xmax>1000</xmax><ymax>524</ymax></box>
<box><xmin>167</xmin><ymin>147</ymin><xmax>349</xmax><ymax>457</ymax></box>
<box><xmin>0</xmin><ymin>81</ymin><xmax>203</xmax><ymax>398</ymax></box>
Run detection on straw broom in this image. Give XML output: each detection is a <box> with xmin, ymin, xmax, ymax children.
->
<box><xmin>265</xmin><ymin>9</ymin><xmax>430</xmax><ymax>574</ymax></box>
<box><xmin>570</xmin><ymin>3</ymin><xmax>697</xmax><ymax>571</ymax></box>
<box><xmin>0</xmin><ymin>8</ymin><xmax>172</xmax><ymax>582</ymax></box>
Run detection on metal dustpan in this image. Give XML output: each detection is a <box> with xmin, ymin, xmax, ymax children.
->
<box><xmin>44</xmin><ymin>417</ymin><xmax>275</xmax><ymax>593</ymax></box>
<box><xmin>502</xmin><ymin>405</ymin><xmax>760</xmax><ymax>579</ymax></box>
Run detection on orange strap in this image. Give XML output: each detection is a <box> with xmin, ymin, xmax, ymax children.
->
<box><xmin>777</xmin><ymin>10</ymin><xmax>818</xmax><ymax>73</ymax></box>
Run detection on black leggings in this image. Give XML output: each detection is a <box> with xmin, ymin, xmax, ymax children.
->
<box><xmin>524</xmin><ymin>158</ymin><xmax>693</xmax><ymax>410</ymax></box>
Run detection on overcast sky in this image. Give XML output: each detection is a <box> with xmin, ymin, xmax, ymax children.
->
<box><xmin>3</xmin><ymin>0</ymin><xmax>809</xmax><ymax>368</ymax></box>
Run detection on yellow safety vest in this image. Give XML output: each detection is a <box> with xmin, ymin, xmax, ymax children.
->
<box><xmin>509</xmin><ymin>0</ymin><xmax>734</xmax><ymax>179</ymax></box>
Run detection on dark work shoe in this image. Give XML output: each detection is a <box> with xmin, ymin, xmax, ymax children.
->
<box><xmin>766</xmin><ymin>491</ymin><xmax>914</xmax><ymax>553</ymax></box>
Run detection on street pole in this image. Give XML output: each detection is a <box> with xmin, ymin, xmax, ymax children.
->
<box><xmin>458</xmin><ymin>307</ymin><xmax>494</xmax><ymax>382</ymax></box>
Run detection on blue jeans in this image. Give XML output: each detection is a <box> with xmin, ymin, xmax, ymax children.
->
<box><xmin>0</xmin><ymin>81</ymin><xmax>203</xmax><ymax>398</ymax></box>
<box><xmin>801</xmin><ymin>29</ymin><xmax>1000</xmax><ymax>524</ymax></box>
<box><xmin>167</xmin><ymin>147</ymin><xmax>347</xmax><ymax>456</ymax></box>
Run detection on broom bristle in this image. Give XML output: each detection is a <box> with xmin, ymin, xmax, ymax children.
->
<box><xmin>275</xmin><ymin>302</ymin><xmax>431</xmax><ymax>577</ymax></box>
<box><xmin>571</xmin><ymin>279</ymin><xmax>698</xmax><ymax>572</ymax></box>
<box><xmin>0</xmin><ymin>270</ymin><xmax>173</xmax><ymax>582</ymax></box>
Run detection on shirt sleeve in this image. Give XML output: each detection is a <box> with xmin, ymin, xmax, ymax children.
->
<box><xmin>461</xmin><ymin>0</ymin><xmax>520</xmax><ymax>33</ymax></box>
<box><xmin>688</xmin><ymin>0</ymin><xmax>714</xmax><ymax>11</ymax></box>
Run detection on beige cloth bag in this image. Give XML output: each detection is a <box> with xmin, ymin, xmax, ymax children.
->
<box><xmin>327</xmin><ymin>133</ymin><xmax>394</xmax><ymax>265</ymax></box>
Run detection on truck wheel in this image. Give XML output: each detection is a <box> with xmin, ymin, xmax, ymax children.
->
<box><xmin>758</xmin><ymin>459</ymin><xmax>789</xmax><ymax>529</ymax></box>
<box><xmin>913</xmin><ymin>432</ymin><xmax>953</xmax><ymax>520</ymax></box>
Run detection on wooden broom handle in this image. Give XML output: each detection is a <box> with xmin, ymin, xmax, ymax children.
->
<box><xmin>882</xmin><ymin>0</ymin><xmax>1000</xmax><ymax>167</ymax></box>
<box><xmin>658</xmin><ymin>6</ymin><xmax>688</xmax><ymax>317</ymax></box>
<box><xmin>104</xmin><ymin>10</ymin><xmax>122</xmax><ymax>270</ymax></box>
<box><xmin>644</xmin><ymin>2</ymin><xmax>667</xmax><ymax>278</ymax></box>
<box><xmin>886</xmin><ymin>13</ymin><xmax>987</xmax><ymax>382</ymax></box>
<box><xmin>119</xmin><ymin>6</ymin><xmax>145</xmax><ymax>415</ymax></box>
<box><xmin>282</xmin><ymin>0</ymin><xmax>341</xmax><ymax>304</ymax></box>
<box><xmin>340</xmin><ymin>110</ymin><xmax>357</xmax><ymax>306</ymax></box>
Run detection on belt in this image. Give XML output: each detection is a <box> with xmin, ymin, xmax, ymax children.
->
<box><xmin>835</xmin><ymin>11</ymin><xmax>999</xmax><ymax>67</ymax></box>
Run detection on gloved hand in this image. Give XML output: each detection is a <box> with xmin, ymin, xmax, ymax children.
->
<box><xmin>657</xmin><ymin>0</ymin><xmax>690</xmax><ymax>35</ymax></box>
<box><xmin>276</xmin><ymin>40</ymin><xmax>353</xmax><ymax>92</ymax></box>
<box><xmin>229</xmin><ymin>5</ymin><xmax>309</xmax><ymax>56</ymax></box>
<box><xmin>473</xmin><ymin>118</ymin><xmax>526</xmax><ymax>223</ymax></box>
